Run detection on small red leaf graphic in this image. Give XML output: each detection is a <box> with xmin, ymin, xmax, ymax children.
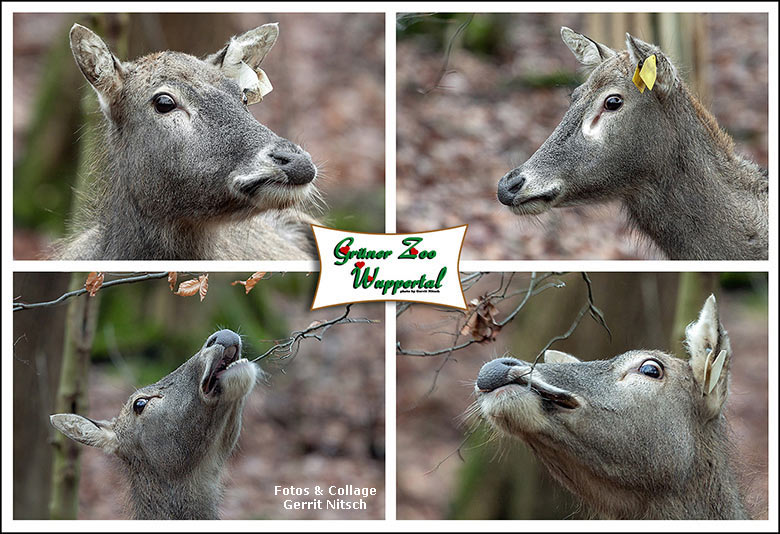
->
<box><xmin>355</xmin><ymin>261</ymin><xmax>365</xmax><ymax>269</ymax></box>
<box><xmin>410</xmin><ymin>247</ymin><xmax>419</xmax><ymax>255</ymax></box>
<box><xmin>367</xmin><ymin>275</ymin><xmax>374</xmax><ymax>282</ymax></box>
<box><xmin>85</xmin><ymin>272</ymin><xmax>104</xmax><ymax>297</ymax></box>
<box><xmin>340</xmin><ymin>246</ymin><xmax>350</xmax><ymax>254</ymax></box>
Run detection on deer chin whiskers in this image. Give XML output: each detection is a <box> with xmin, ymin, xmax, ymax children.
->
<box><xmin>229</xmin><ymin>167</ymin><xmax>317</xmax><ymax>211</ymax></box>
<box><xmin>508</xmin><ymin>197</ymin><xmax>555</xmax><ymax>216</ymax></box>
<box><xmin>216</xmin><ymin>360</ymin><xmax>258</xmax><ymax>402</ymax></box>
<box><xmin>478</xmin><ymin>388</ymin><xmax>550</xmax><ymax>435</ymax></box>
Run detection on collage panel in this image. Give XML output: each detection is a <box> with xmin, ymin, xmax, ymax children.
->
<box><xmin>3</xmin><ymin>4</ymin><xmax>777</xmax><ymax>530</ymax></box>
<box><xmin>13</xmin><ymin>272</ymin><xmax>385</xmax><ymax>519</ymax></box>
<box><xmin>397</xmin><ymin>272</ymin><xmax>768</xmax><ymax>519</ymax></box>
<box><xmin>397</xmin><ymin>13</ymin><xmax>768</xmax><ymax>260</ymax></box>
<box><xmin>12</xmin><ymin>12</ymin><xmax>385</xmax><ymax>260</ymax></box>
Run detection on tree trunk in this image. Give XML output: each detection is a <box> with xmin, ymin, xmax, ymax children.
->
<box><xmin>12</xmin><ymin>273</ymin><xmax>70</xmax><ymax>518</ymax></box>
<box><xmin>48</xmin><ymin>273</ymin><xmax>101</xmax><ymax>519</ymax></box>
<box><xmin>669</xmin><ymin>272</ymin><xmax>718</xmax><ymax>358</ymax></box>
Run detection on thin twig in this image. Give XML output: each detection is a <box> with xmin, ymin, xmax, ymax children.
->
<box><xmin>252</xmin><ymin>304</ymin><xmax>377</xmax><ymax>363</ymax></box>
<box><xmin>423</xmin><ymin>428</ymin><xmax>478</xmax><ymax>475</ymax></box>
<box><xmin>398</xmin><ymin>272</ymin><xmax>608</xmax><ymax>409</ymax></box>
<box><xmin>13</xmin><ymin>272</ymin><xmax>170</xmax><ymax>312</ymax></box>
<box><xmin>419</xmin><ymin>14</ymin><xmax>475</xmax><ymax>95</ymax></box>
<box><xmin>397</xmin><ymin>339</ymin><xmax>478</xmax><ymax>357</ymax></box>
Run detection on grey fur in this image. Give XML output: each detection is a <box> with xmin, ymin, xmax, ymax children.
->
<box><xmin>475</xmin><ymin>295</ymin><xmax>749</xmax><ymax>519</ymax></box>
<box><xmin>58</xmin><ymin>23</ymin><xmax>319</xmax><ymax>260</ymax></box>
<box><xmin>497</xmin><ymin>27</ymin><xmax>768</xmax><ymax>260</ymax></box>
<box><xmin>50</xmin><ymin>329</ymin><xmax>259</xmax><ymax>519</ymax></box>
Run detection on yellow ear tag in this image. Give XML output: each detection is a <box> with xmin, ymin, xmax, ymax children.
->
<box><xmin>632</xmin><ymin>64</ymin><xmax>646</xmax><ymax>93</ymax></box>
<box><xmin>632</xmin><ymin>54</ymin><xmax>657</xmax><ymax>93</ymax></box>
<box><xmin>639</xmin><ymin>54</ymin><xmax>657</xmax><ymax>90</ymax></box>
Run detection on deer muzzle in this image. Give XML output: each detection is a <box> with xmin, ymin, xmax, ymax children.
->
<box><xmin>268</xmin><ymin>149</ymin><xmax>317</xmax><ymax>186</ymax></box>
<box><xmin>497</xmin><ymin>168</ymin><xmax>561</xmax><ymax>215</ymax></box>
<box><xmin>476</xmin><ymin>357</ymin><xmax>579</xmax><ymax>409</ymax></box>
<box><xmin>201</xmin><ymin>329</ymin><xmax>254</xmax><ymax>398</ymax></box>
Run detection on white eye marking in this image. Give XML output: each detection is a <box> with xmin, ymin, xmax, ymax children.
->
<box><xmin>582</xmin><ymin>109</ymin><xmax>605</xmax><ymax>140</ymax></box>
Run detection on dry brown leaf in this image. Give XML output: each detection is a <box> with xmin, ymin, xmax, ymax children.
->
<box><xmin>167</xmin><ymin>272</ymin><xmax>177</xmax><ymax>292</ymax></box>
<box><xmin>231</xmin><ymin>272</ymin><xmax>266</xmax><ymax>294</ymax></box>
<box><xmin>85</xmin><ymin>272</ymin><xmax>104</xmax><ymax>297</ymax></box>
<box><xmin>175</xmin><ymin>277</ymin><xmax>203</xmax><ymax>298</ymax></box>
<box><xmin>198</xmin><ymin>274</ymin><xmax>209</xmax><ymax>301</ymax></box>
<box><xmin>460</xmin><ymin>297</ymin><xmax>501</xmax><ymax>343</ymax></box>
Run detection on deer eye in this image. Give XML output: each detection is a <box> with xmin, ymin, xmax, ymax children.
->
<box><xmin>604</xmin><ymin>94</ymin><xmax>623</xmax><ymax>111</ymax></box>
<box><xmin>133</xmin><ymin>398</ymin><xmax>149</xmax><ymax>415</ymax></box>
<box><xmin>638</xmin><ymin>359</ymin><xmax>664</xmax><ymax>379</ymax></box>
<box><xmin>153</xmin><ymin>93</ymin><xmax>177</xmax><ymax>113</ymax></box>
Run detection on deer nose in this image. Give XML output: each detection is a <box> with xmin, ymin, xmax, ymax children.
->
<box><xmin>268</xmin><ymin>150</ymin><xmax>317</xmax><ymax>185</ymax></box>
<box><xmin>477</xmin><ymin>357</ymin><xmax>527</xmax><ymax>391</ymax></box>
<box><xmin>497</xmin><ymin>168</ymin><xmax>526</xmax><ymax>206</ymax></box>
<box><xmin>207</xmin><ymin>329</ymin><xmax>241</xmax><ymax>350</ymax></box>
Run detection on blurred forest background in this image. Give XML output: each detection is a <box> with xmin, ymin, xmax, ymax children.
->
<box><xmin>13</xmin><ymin>273</ymin><xmax>384</xmax><ymax>519</ymax></box>
<box><xmin>397</xmin><ymin>272</ymin><xmax>768</xmax><ymax>519</ymax></box>
<box><xmin>397</xmin><ymin>13</ymin><xmax>768</xmax><ymax>259</ymax></box>
<box><xmin>13</xmin><ymin>13</ymin><xmax>385</xmax><ymax>259</ymax></box>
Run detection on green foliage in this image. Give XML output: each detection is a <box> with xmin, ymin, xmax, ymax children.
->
<box><xmin>503</xmin><ymin>70</ymin><xmax>582</xmax><ymax>90</ymax></box>
<box><xmin>397</xmin><ymin>13</ymin><xmax>509</xmax><ymax>58</ymax></box>
<box><xmin>719</xmin><ymin>272</ymin><xmax>768</xmax><ymax>311</ymax></box>
<box><xmin>327</xmin><ymin>188</ymin><xmax>385</xmax><ymax>234</ymax></box>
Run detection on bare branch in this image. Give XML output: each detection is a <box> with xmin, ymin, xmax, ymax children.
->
<box><xmin>397</xmin><ymin>272</ymin><xmax>565</xmax><ymax>357</ymax></box>
<box><xmin>416</xmin><ymin>14</ymin><xmax>475</xmax><ymax>95</ymax></box>
<box><xmin>13</xmin><ymin>272</ymin><xmax>170</xmax><ymax>312</ymax></box>
<box><xmin>252</xmin><ymin>304</ymin><xmax>377</xmax><ymax>364</ymax></box>
<box><xmin>396</xmin><ymin>339</ymin><xmax>479</xmax><ymax>357</ymax></box>
<box><xmin>581</xmin><ymin>272</ymin><xmax>612</xmax><ymax>341</ymax></box>
<box><xmin>397</xmin><ymin>272</ymin><xmax>607</xmax><ymax>404</ymax></box>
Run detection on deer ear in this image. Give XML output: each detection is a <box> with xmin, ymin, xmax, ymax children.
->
<box><xmin>69</xmin><ymin>24</ymin><xmax>124</xmax><ymax>109</ymax></box>
<box><xmin>684</xmin><ymin>295</ymin><xmax>732</xmax><ymax>420</ymax></box>
<box><xmin>50</xmin><ymin>414</ymin><xmax>119</xmax><ymax>454</ymax></box>
<box><xmin>207</xmin><ymin>23</ymin><xmax>278</xmax><ymax>105</ymax></box>
<box><xmin>625</xmin><ymin>33</ymin><xmax>678</xmax><ymax>99</ymax></box>
<box><xmin>544</xmin><ymin>349</ymin><xmax>581</xmax><ymax>364</ymax></box>
<box><xmin>561</xmin><ymin>27</ymin><xmax>616</xmax><ymax>68</ymax></box>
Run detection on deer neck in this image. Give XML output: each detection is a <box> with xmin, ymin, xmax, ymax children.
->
<box><xmin>686</xmin><ymin>450</ymin><xmax>750</xmax><ymax>519</ymax></box>
<box><xmin>579</xmin><ymin>455</ymin><xmax>748</xmax><ymax>519</ymax></box>
<box><xmin>623</xmin><ymin>88</ymin><xmax>767</xmax><ymax>260</ymax></box>
<box><xmin>651</xmin><ymin>432</ymin><xmax>748</xmax><ymax>520</ymax></box>
<box><xmin>100</xmin><ymin>186</ymin><xmax>217</xmax><ymax>260</ymax></box>
<box><xmin>125</xmin><ymin>467</ymin><xmax>222</xmax><ymax>520</ymax></box>
<box><xmin>591</xmin><ymin>424</ymin><xmax>750</xmax><ymax>519</ymax></box>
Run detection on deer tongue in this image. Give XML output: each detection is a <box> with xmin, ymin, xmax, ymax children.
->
<box><xmin>202</xmin><ymin>345</ymin><xmax>239</xmax><ymax>395</ymax></box>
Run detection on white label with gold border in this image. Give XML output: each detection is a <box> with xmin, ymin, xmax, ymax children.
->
<box><xmin>311</xmin><ymin>225</ymin><xmax>467</xmax><ymax>310</ymax></box>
